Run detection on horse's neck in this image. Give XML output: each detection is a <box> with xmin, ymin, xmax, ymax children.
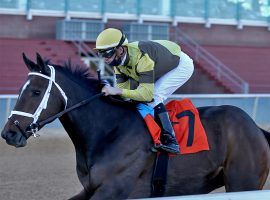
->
<box><xmin>59</xmin><ymin>86</ymin><xmax>127</xmax><ymax>154</ymax></box>
<box><xmin>63</xmin><ymin>101</ymin><xmax>134</xmax><ymax>171</ymax></box>
<box><xmin>55</xmin><ymin>71</ymin><xmax>145</xmax><ymax>158</ymax></box>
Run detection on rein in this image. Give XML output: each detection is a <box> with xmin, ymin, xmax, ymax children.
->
<box><xmin>37</xmin><ymin>92</ymin><xmax>104</xmax><ymax>128</ymax></box>
<box><xmin>9</xmin><ymin>92</ymin><xmax>103</xmax><ymax>139</ymax></box>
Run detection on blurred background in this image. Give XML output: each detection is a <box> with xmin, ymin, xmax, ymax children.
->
<box><xmin>1</xmin><ymin>0</ymin><xmax>270</xmax><ymax>199</ymax></box>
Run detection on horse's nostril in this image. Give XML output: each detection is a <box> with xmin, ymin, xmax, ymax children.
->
<box><xmin>9</xmin><ymin>131</ymin><xmax>17</xmax><ymax>137</ymax></box>
<box><xmin>1</xmin><ymin>131</ymin><xmax>7</xmax><ymax>139</ymax></box>
<box><xmin>2</xmin><ymin>130</ymin><xmax>27</xmax><ymax>147</ymax></box>
<box><xmin>2</xmin><ymin>131</ymin><xmax>17</xmax><ymax>141</ymax></box>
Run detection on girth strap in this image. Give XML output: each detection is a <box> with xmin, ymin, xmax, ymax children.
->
<box><xmin>151</xmin><ymin>152</ymin><xmax>169</xmax><ymax>197</ymax></box>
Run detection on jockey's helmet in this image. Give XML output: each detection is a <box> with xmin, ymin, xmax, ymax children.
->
<box><xmin>95</xmin><ymin>28</ymin><xmax>128</xmax><ymax>52</ymax></box>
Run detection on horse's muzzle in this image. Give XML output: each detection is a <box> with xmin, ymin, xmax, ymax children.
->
<box><xmin>1</xmin><ymin>130</ymin><xmax>27</xmax><ymax>147</ymax></box>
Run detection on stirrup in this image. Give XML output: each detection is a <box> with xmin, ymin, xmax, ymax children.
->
<box><xmin>159</xmin><ymin>144</ymin><xmax>180</xmax><ymax>154</ymax></box>
<box><xmin>151</xmin><ymin>143</ymin><xmax>162</xmax><ymax>153</ymax></box>
<box><xmin>153</xmin><ymin>143</ymin><xmax>180</xmax><ymax>154</ymax></box>
<box><xmin>151</xmin><ymin>146</ymin><xmax>159</xmax><ymax>153</ymax></box>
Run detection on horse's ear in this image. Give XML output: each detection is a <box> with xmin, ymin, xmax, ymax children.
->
<box><xmin>22</xmin><ymin>53</ymin><xmax>39</xmax><ymax>72</ymax></box>
<box><xmin>36</xmin><ymin>53</ymin><xmax>50</xmax><ymax>75</ymax></box>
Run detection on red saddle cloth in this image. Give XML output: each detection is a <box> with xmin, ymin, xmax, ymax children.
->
<box><xmin>166</xmin><ymin>98</ymin><xmax>210</xmax><ymax>155</ymax></box>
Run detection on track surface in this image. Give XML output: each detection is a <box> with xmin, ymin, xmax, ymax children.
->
<box><xmin>1</xmin><ymin>128</ymin><xmax>269</xmax><ymax>200</ymax></box>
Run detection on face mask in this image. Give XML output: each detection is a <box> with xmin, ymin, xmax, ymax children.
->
<box><xmin>108</xmin><ymin>56</ymin><xmax>122</xmax><ymax>66</ymax></box>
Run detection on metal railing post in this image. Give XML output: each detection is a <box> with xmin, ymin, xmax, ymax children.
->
<box><xmin>101</xmin><ymin>0</ymin><xmax>105</xmax><ymax>15</ymax></box>
<box><xmin>236</xmin><ymin>0</ymin><xmax>243</xmax><ymax>29</ymax></box>
<box><xmin>26</xmin><ymin>0</ymin><xmax>32</xmax><ymax>20</ymax></box>
<box><xmin>65</xmin><ymin>0</ymin><xmax>70</xmax><ymax>20</ymax></box>
<box><xmin>137</xmin><ymin>0</ymin><xmax>141</xmax><ymax>17</ymax></box>
<box><xmin>243</xmin><ymin>82</ymin><xmax>249</xmax><ymax>94</ymax></box>
<box><xmin>252</xmin><ymin>97</ymin><xmax>259</xmax><ymax>120</ymax></box>
<box><xmin>170</xmin><ymin>0</ymin><xmax>175</xmax><ymax>18</ymax></box>
<box><xmin>268</xmin><ymin>0</ymin><xmax>270</xmax><ymax>30</ymax></box>
<box><xmin>204</xmin><ymin>0</ymin><xmax>210</xmax><ymax>27</ymax></box>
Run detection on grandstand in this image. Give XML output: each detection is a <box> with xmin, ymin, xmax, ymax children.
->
<box><xmin>204</xmin><ymin>44</ymin><xmax>270</xmax><ymax>93</ymax></box>
<box><xmin>1</xmin><ymin>0</ymin><xmax>270</xmax><ymax>95</ymax></box>
<box><xmin>0</xmin><ymin>38</ymin><xmax>85</xmax><ymax>93</ymax></box>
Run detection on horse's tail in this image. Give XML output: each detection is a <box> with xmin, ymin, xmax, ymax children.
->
<box><xmin>260</xmin><ymin>128</ymin><xmax>270</xmax><ymax>146</ymax></box>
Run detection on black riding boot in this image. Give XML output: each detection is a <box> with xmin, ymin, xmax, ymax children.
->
<box><xmin>154</xmin><ymin>103</ymin><xmax>180</xmax><ymax>154</ymax></box>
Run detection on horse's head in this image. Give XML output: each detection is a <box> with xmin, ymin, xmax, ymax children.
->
<box><xmin>1</xmin><ymin>53</ymin><xmax>67</xmax><ymax>147</ymax></box>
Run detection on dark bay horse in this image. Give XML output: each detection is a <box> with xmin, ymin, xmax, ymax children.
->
<box><xmin>1</xmin><ymin>53</ymin><xmax>270</xmax><ymax>199</ymax></box>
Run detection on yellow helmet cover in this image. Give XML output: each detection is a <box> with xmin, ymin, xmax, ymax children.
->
<box><xmin>95</xmin><ymin>28</ymin><xmax>128</xmax><ymax>50</ymax></box>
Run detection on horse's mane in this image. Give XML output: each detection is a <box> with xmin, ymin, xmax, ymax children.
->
<box><xmin>48</xmin><ymin>60</ymin><xmax>100</xmax><ymax>92</ymax></box>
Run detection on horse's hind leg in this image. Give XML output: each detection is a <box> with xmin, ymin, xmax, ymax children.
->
<box><xmin>68</xmin><ymin>188</ymin><xmax>92</xmax><ymax>200</ymax></box>
<box><xmin>224</xmin><ymin>149</ymin><xmax>269</xmax><ymax>192</ymax></box>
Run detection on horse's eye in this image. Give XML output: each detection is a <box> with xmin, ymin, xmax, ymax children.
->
<box><xmin>31</xmin><ymin>90</ymin><xmax>41</xmax><ymax>96</ymax></box>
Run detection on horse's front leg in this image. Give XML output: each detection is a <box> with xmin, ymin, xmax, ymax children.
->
<box><xmin>91</xmin><ymin>178</ymin><xmax>135</xmax><ymax>199</ymax></box>
<box><xmin>90</xmin><ymin>170</ymin><xmax>147</xmax><ymax>200</ymax></box>
<box><xmin>90</xmin><ymin>151</ymin><xmax>152</xmax><ymax>200</ymax></box>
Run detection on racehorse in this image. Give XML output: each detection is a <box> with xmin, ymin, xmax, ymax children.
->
<box><xmin>1</xmin><ymin>53</ymin><xmax>270</xmax><ymax>200</ymax></box>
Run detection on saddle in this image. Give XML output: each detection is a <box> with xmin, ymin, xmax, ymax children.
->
<box><xmin>152</xmin><ymin>98</ymin><xmax>209</xmax><ymax>197</ymax></box>
<box><xmin>104</xmin><ymin>95</ymin><xmax>210</xmax><ymax>197</ymax></box>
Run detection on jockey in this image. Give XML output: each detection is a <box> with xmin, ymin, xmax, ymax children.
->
<box><xmin>96</xmin><ymin>28</ymin><xmax>194</xmax><ymax>154</ymax></box>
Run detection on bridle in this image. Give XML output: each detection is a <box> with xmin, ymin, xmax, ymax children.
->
<box><xmin>8</xmin><ymin>65</ymin><xmax>67</xmax><ymax>138</ymax></box>
<box><xmin>8</xmin><ymin>65</ymin><xmax>103</xmax><ymax>139</ymax></box>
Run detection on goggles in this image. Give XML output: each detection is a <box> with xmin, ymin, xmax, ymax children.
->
<box><xmin>98</xmin><ymin>48</ymin><xmax>116</xmax><ymax>58</ymax></box>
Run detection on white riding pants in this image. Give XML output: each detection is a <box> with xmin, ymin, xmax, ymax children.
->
<box><xmin>148</xmin><ymin>51</ymin><xmax>194</xmax><ymax>107</ymax></box>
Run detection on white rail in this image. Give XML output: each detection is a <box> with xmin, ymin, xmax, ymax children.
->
<box><xmin>138</xmin><ymin>190</ymin><xmax>270</xmax><ymax>200</ymax></box>
<box><xmin>1</xmin><ymin>94</ymin><xmax>270</xmax><ymax>128</ymax></box>
<box><xmin>170</xmin><ymin>94</ymin><xmax>270</xmax><ymax>98</ymax></box>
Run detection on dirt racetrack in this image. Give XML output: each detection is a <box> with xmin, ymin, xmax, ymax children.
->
<box><xmin>1</xmin><ymin>128</ymin><xmax>270</xmax><ymax>200</ymax></box>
